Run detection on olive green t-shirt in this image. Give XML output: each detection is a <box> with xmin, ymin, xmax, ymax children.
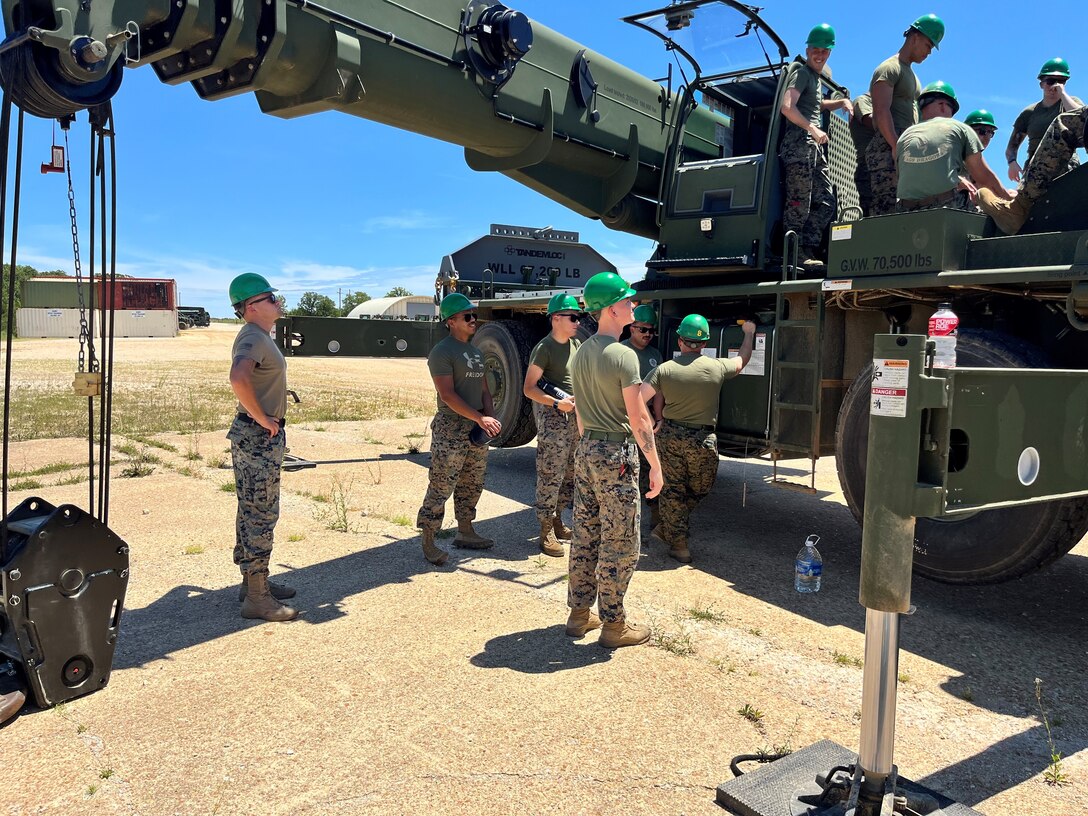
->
<box><xmin>620</xmin><ymin>338</ymin><xmax>661</xmax><ymax>380</ymax></box>
<box><xmin>870</xmin><ymin>56</ymin><xmax>920</xmax><ymax>136</ymax></box>
<box><xmin>572</xmin><ymin>335</ymin><xmax>642</xmax><ymax>433</ymax></box>
<box><xmin>896</xmin><ymin>118</ymin><xmax>982</xmax><ymax>200</ymax></box>
<box><xmin>233</xmin><ymin>322</ymin><xmax>288</xmax><ymax>419</ymax></box>
<box><xmin>528</xmin><ymin>335</ymin><xmax>580</xmax><ymax>393</ymax></box>
<box><xmin>850</xmin><ymin>92</ymin><xmax>875</xmax><ymax>154</ymax></box>
<box><xmin>783</xmin><ymin>60</ymin><xmax>823</xmax><ymax>128</ymax></box>
<box><xmin>646</xmin><ymin>353</ymin><xmax>743</xmax><ymax>427</ymax></box>
<box><xmin>427</xmin><ymin>335</ymin><xmax>486</xmax><ymax>417</ymax></box>
<box><xmin>1013</xmin><ymin>97</ymin><xmax>1085</xmax><ymax>160</ymax></box>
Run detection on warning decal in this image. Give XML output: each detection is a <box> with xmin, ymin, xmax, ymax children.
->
<box><xmin>870</xmin><ymin>358</ymin><xmax>909</xmax><ymax>417</ymax></box>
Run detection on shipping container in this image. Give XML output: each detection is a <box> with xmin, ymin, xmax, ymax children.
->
<box><xmin>16</xmin><ymin>308</ymin><xmax>178</xmax><ymax>338</ymax></box>
<box><xmin>21</xmin><ymin>277</ymin><xmax>177</xmax><ymax>311</ymax></box>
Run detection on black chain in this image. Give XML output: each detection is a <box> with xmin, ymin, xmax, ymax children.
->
<box><xmin>64</xmin><ymin>126</ymin><xmax>93</xmax><ymax>372</ymax></box>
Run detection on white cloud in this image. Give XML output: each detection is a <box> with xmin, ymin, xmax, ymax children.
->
<box><xmin>360</xmin><ymin>210</ymin><xmax>453</xmax><ymax>234</ymax></box>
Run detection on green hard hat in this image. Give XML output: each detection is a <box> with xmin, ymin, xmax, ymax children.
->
<box><xmin>806</xmin><ymin>23</ymin><xmax>835</xmax><ymax>49</ymax></box>
<box><xmin>919</xmin><ymin>80</ymin><xmax>959</xmax><ymax>114</ymax></box>
<box><xmin>229</xmin><ymin>273</ymin><xmax>276</xmax><ymax>306</ymax></box>
<box><xmin>964</xmin><ymin>109</ymin><xmax>997</xmax><ymax>129</ymax></box>
<box><xmin>439</xmin><ymin>292</ymin><xmax>474</xmax><ymax>320</ymax></box>
<box><xmin>582</xmin><ymin>271</ymin><xmax>636</xmax><ymax>312</ymax></box>
<box><xmin>909</xmin><ymin>13</ymin><xmax>945</xmax><ymax>49</ymax></box>
<box><xmin>677</xmin><ymin>313</ymin><xmax>711</xmax><ymax>342</ymax></box>
<box><xmin>546</xmin><ymin>292</ymin><xmax>582</xmax><ymax>315</ymax></box>
<box><xmin>632</xmin><ymin>304</ymin><xmax>657</xmax><ymax>325</ymax></box>
<box><xmin>1038</xmin><ymin>57</ymin><xmax>1071</xmax><ymax>79</ymax></box>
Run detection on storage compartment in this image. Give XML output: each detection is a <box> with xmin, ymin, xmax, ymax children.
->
<box><xmin>827</xmin><ymin>209</ymin><xmax>986</xmax><ymax>277</ymax></box>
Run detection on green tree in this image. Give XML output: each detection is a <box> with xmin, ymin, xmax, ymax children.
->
<box><xmin>0</xmin><ymin>264</ymin><xmax>69</xmax><ymax>334</ymax></box>
<box><xmin>384</xmin><ymin>286</ymin><xmax>413</xmax><ymax>298</ymax></box>
<box><xmin>290</xmin><ymin>291</ymin><xmax>338</xmax><ymax>317</ymax></box>
<box><xmin>341</xmin><ymin>290</ymin><xmax>371</xmax><ymax>316</ymax></box>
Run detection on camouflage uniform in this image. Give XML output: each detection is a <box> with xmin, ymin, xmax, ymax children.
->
<box><xmin>532</xmin><ymin>401</ymin><xmax>577</xmax><ymax>526</ymax></box>
<box><xmin>897</xmin><ymin>190</ymin><xmax>972</xmax><ymax>213</ymax></box>
<box><xmin>656</xmin><ymin>421</ymin><xmax>718</xmax><ymax>547</ymax></box>
<box><xmin>415</xmin><ymin>412</ymin><xmax>488</xmax><ymax>534</ymax></box>
<box><xmin>228</xmin><ymin>418</ymin><xmax>286</xmax><ymax>578</ymax></box>
<box><xmin>866</xmin><ymin>135</ymin><xmax>899</xmax><ymax>216</ymax></box>
<box><xmin>569</xmin><ymin>438</ymin><xmax>641</xmax><ymax>623</ymax></box>
<box><xmin>1020</xmin><ymin>106</ymin><xmax>1087</xmax><ymax>205</ymax></box>
<box><xmin>779</xmin><ymin>127</ymin><xmax>836</xmax><ymax>247</ymax></box>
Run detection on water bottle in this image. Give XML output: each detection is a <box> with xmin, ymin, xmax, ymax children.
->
<box><xmin>794</xmin><ymin>534</ymin><xmax>823</xmax><ymax>593</ymax></box>
<box><xmin>927</xmin><ymin>302</ymin><xmax>959</xmax><ymax>369</ymax></box>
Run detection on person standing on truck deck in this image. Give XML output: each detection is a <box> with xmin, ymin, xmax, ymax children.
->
<box><xmin>227</xmin><ymin>273</ymin><xmax>298</xmax><ymax>623</ymax></box>
<box><xmin>866</xmin><ymin>14</ymin><xmax>945</xmax><ymax>216</ymax></box>
<box><xmin>1005</xmin><ymin>58</ymin><xmax>1083</xmax><ymax>183</ymax></box>
<box><xmin>621</xmin><ymin>303</ymin><xmax>662</xmax><ymax>530</ymax></box>
<box><xmin>415</xmin><ymin>293</ymin><xmax>501</xmax><ymax>566</ymax></box>
<box><xmin>522</xmin><ymin>292</ymin><xmax>582</xmax><ymax>558</ymax></box>
<box><xmin>850</xmin><ymin>91</ymin><xmax>876</xmax><ymax>215</ymax></box>
<box><xmin>640</xmin><ymin>316</ymin><xmax>756</xmax><ymax>565</ymax></box>
<box><xmin>778</xmin><ymin>23</ymin><xmax>852</xmax><ymax>272</ymax></box>
<box><xmin>896</xmin><ymin>81</ymin><xmax>1012</xmax><ymax>212</ymax></box>
<box><xmin>567</xmin><ymin>272</ymin><xmax>663</xmax><ymax>649</ymax></box>
<box><xmin>980</xmin><ymin>104</ymin><xmax>1088</xmax><ymax>234</ymax></box>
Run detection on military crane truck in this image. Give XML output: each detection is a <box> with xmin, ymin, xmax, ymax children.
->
<box><xmin>3</xmin><ymin>0</ymin><xmax>1088</xmax><ymax>586</ymax></box>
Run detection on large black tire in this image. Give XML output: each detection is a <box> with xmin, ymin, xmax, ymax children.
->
<box><xmin>836</xmin><ymin>329</ymin><xmax>1088</xmax><ymax>584</ymax></box>
<box><xmin>472</xmin><ymin>320</ymin><xmax>538</xmax><ymax>448</ymax></box>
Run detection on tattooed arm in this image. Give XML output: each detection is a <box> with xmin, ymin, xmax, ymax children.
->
<box><xmin>623</xmin><ymin>384</ymin><xmax>662</xmax><ymax>498</ymax></box>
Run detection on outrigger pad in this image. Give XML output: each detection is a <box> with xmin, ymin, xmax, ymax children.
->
<box><xmin>1</xmin><ymin>497</ymin><xmax>129</xmax><ymax>708</ymax></box>
<box><xmin>716</xmin><ymin>739</ymin><xmax>983</xmax><ymax>816</ymax></box>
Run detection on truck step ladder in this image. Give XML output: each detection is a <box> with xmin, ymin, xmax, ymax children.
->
<box><xmin>769</xmin><ymin>230</ymin><xmax>824</xmax><ymax>493</ymax></box>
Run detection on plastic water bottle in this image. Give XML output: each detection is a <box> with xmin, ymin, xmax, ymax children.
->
<box><xmin>794</xmin><ymin>534</ymin><xmax>823</xmax><ymax>593</ymax></box>
<box><xmin>928</xmin><ymin>302</ymin><xmax>959</xmax><ymax>369</ymax></box>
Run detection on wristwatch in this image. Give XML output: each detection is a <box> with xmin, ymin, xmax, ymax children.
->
<box><xmin>552</xmin><ymin>399</ymin><xmax>559</xmax><ymax>410</ymax></box>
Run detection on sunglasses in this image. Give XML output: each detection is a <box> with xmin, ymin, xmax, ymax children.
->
<box><xmin>631</xmin><ymin>326</ymin><xmax>656</xmax><ymax>335</ymax></box>
<box><xmin>248</xmin><ymin>294</ymin><xmax>278</xmax><ymax>308</ymax></box>
<box><xmin>1043</xmin><ymin>77</ymin><xmax>1067</xmax><ymax>86</ymax></box>
<box><xmin>460</xmin><ymin>312</ymin><xmax>479</xmax><ymax>323</ymax></box>
<box><xmin>556</xmin><ymin>313</ymin><xmax>582</xmax><ymax>322</ymax></box>
<box><xmin>973</xmin><ymin>127</ymin><xmax>996</xmax><ymax>137</ymax></box>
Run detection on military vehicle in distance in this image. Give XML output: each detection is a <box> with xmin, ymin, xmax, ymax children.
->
<box><xmin>3</xmin><ymin>0</ymin><xmax>1088</xmax><ymax>585</ymax></box>
<box><xmin>177</xmin><ymin>306</ymin><xmax>210</xmax><ymax>329</ymax></box>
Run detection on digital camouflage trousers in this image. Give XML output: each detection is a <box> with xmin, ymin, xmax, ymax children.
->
<box><xmin>532</xmin><ymin>402</ymin><xmax>577</xmax><ymax>525</ymax></box>
<box><xmin>779</xmin><ymin>127</ymin><xmax>836</xmax><ymax>248</ymax></box>
<box><xmin>1021</xmin><ymin>106</ymin><xmax>1087</xmax><ymax>205</ymax></box>
<box><xmin>416</xmin><ymin>412</ymin><xmax>488</xmax><ymax>534</ymax></box>
<box><xmin>865</xmin><ymin>134</ymin><xmax>898</xmax><ymax>216</ymax></box>
<box><xmin>569</xmin><ymin>438</ymin><xmax>641</xmax><ymax>623</ymax></box>
<box><xmin>657</xmin><ymin>421</ymin><xmax>718</xmax><ymax>546</ymax></box>
<box><xmin>228</xmin><ymin>418</ymin><xmax>286</xmax><ymax>577</ymax></box>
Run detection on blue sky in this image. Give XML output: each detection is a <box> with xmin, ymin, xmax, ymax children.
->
<box><xmin>7</xmin><ymin>1</ymin><xmax>1086</xmax><ymax>316</ymax></box>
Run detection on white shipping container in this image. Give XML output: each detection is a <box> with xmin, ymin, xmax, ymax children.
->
<box><xmin>16</xmin><ymin>308</ymin><xmax>179</xmax><ymax>338</ymax></box>
<box><xmin>16</xmin><ymin>308</ymin><xmax>84</xmax><ymax>338</ymax></box>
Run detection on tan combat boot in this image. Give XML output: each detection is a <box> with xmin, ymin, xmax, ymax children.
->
<box><xmin>598</xmin><ymin>619</ymin><xmax>651</xmax><ymax>649</ymax></box>
<box><xmin>454</xmin><ymin>520</ymin><xmax>494</xmax><ymax>549</ymax></box>
<box><xmin>421</xmin><ymin>530</ymin><xmax>449</xmax><ymax>565</ymax></box>
<box><xmin>241</xmin><ymin>573</ymin><xmax>299</xmax><ymax>622</ymax></box>
<box><xmin>565</xmin><ymin>607</ymin><xmax>602</xmax><ymax>637</ymax></box>
<box><xmin>540</xmin><ymin>522</ymin><xmax>565</xmax><ymax>557</ymax></box>
<box><xmin>799</xmin><ymin>247</ymin><xmax>826</xmax><ymax>273</ymax></box>
<box><xmin>552</xmin><ymin>515</ymin><xmax>572</xmax><ymax>542</ymax></box>
<box><xmin>668</xmin><ymin>538</ymin><xmax>692</xmax><ymax>564</ymax></box>
<box><xmin>0</xmin><ymin>688</ymin><xmax>26</xmax><ymax>725</ymax></box>
<box><xmin>978</xmin><ymin>189</ymin><xmax>1030</xmax><ymax>235</ymax></box>
<box><xmin>237</xmin><ymin>574</ymin><xmax>296</xmax><ymax>602</ymax></box>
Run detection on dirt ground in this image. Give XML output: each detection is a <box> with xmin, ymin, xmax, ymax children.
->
<box><xmin>1</xmin><ymin>324</ymin><xmax>1086</xmax><ymax>816</ymax></box>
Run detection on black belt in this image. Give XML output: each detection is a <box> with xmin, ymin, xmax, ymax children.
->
<box><xmin>582</xmin><ymin>430</ymin><xmax>632</xmax><ymax>443</ymax></box>
<box><xmin>667</xmin><ymin>419</ymin><xmax>715</xmax><ymax>431</ymax></box>
<box><xmin>237</xmin><ymin>413</ymin><xmax>285</xmax><ymax>428</ymax></box>
<box><xmin>897</xmin><ymin>189</ymin><xmax>960</xmax><ymax>210</ymax></box>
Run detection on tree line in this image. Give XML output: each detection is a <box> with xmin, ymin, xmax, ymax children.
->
<box><xmin>0</xmin><ymin>264</ymin><xmax>69</xmax><ymax>332</ymax></box>
<box><xmin>289</xmin><ymin>286</ymin><xmax>414</xmax><ymax>317</ymax></box>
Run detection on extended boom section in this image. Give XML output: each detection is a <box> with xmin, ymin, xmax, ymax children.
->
<box><xmin>0</xmin><ymin>0</ymin><xmax>729</xmax><ymax>237</ymax></box>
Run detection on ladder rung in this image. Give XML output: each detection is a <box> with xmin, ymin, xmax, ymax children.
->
<box><xmin>774</xmin><ymin>402</ymin><xmax>815</xmax><ymax>412</ymax></box>
<box><xmin>777</xmin><ymin>319</ymin><xmax>819</xmax><ymax>328</ymax></box>
<box><xmin>776</xmin><ymin>361</ymin><xmax>816</xmax><ymax>369</ymax></box>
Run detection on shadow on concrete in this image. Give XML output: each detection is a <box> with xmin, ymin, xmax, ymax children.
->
<box><xmin>469</xmin><ymin>625</ymin><xmax>613</xmax><ymax>673</ymax></box>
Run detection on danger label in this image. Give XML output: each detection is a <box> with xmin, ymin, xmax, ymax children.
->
<box><xmin>870</xmin><ymin>358</ymin><xmax>909</xmax><ymax>417</ymax></box>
